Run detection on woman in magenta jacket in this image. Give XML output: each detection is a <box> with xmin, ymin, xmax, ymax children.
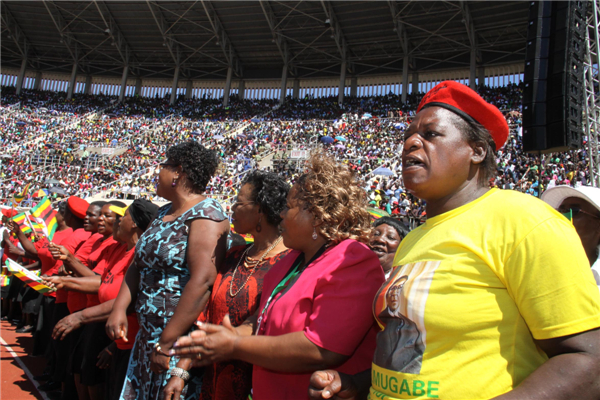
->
<box><xmin>170</xmin><ymin>152</ymin><xmax>385</xmax><ymax>400</ymax></box>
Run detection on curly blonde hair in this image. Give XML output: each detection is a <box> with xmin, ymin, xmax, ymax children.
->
<box><xmin>295</xmin><ymin>152</ymin><xmax>371</xmax><ymax>244</ymax></box>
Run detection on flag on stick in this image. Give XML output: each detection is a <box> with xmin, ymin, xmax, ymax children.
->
<box><xmin>5</xmin><ymin>259</ymin><xmax>54</xmax><ymax>294</ymax></box>
<box><xmin>13</xmin><ymin>183</ymin><xmax>31</xmax><ymax>204</ymax></box>
<box><xmin>11</xmin><ymin>212</ymin><xmax>32</xmax><ymax>234</ymax></box>
<box><xmin>30</xmin><ymin>197</ymin><xmax>58</xmax><ymax>239</ymax></box>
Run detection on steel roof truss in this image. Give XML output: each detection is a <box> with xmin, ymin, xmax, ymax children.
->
<box><xmin>460</xmin><ymin>1</ymin><xmax>481</xmax><ymax>62</ymax></box>
<box><xmin>42</xmin><ymin>0</ymin><xmax>78</xmax><ymax>61</ymax></box>
<box><xmin>94</xmin><ymin>1</ymin><xmax>136</xmax><ymax>66</ymax></box>
<box><xmin>1</xmin><ymin>5</ymin><xmax>31</xmax><ymax>59</ymax></box>
<box><xmin>320</xmin><ymin>1</ymin><xmax>349</xmax><ymax>62</ymax></box>
<box><xmin>200</xmin><ymin>1</ymin><xmax>242</xmax><ymax>77</ymax></box>
<box><xmin>147</xmin><ymin>1</ymin><xmax>182</xmax><ymax>67</ymax></box>
<box><xmin>259</xmin><ymin>0</ymin><xmax>292</xmax><ymax>69</ymax></box>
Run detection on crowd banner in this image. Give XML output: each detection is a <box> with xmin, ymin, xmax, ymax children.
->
<box><xmin>5</xmin><ymin>259</ymin><xmax>55</xmax><ymax>295</ymax></box>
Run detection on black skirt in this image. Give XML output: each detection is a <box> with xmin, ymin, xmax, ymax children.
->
<box><xmin>77</xmin><ymin>321</ymin><xmax>111</xmax><ymax>386</ymax></box>
<box><xmin>18</xmin><ymin>286</ymin><xmax>43</xmax><ymax>315</ymax></box>
<box><xmin>108</xmin><ymin>347</ymin><xmax>132</xmax><ymax>400</ymax></box>
<box><xmin>7</xmin><ymin>277</ymin><xmax>24</xmax><ymax>301</ymax></box>
<box><xmin>51</xmin><ymin>302</ymin><xmax>71</xmax><ymax>383</ymax></box>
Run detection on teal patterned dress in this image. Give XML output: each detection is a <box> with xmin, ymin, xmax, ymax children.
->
<box><xmin>120</xmin><ymin>198</ymin><xmax>227</xmax><ymax>400</ymax></box>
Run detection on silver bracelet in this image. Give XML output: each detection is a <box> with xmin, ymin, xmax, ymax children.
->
<box><xmin>169</xmin><ymin>367</ymin><xmax>190</xmax><ymax>382</ymax></box>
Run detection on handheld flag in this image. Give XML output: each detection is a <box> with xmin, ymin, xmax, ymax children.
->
<box><xmin>5</xmin><ymin>259</ymin><xmax>54</xmax><ymax>295</ymax></box>
<box><xmin>30</xmin><ymin>197</ymin><xmax>58</xmax><ymax>240</ymax></box>
<box><xmin>11</xmin><ymin>212</ymin><xmax>32</xmax><ymax>234</ymax></box>
<box><xmin>13</xmin><ymin>183</ymin><xmax>31</xmax><ymax>204</ymax></box>
<box><xmin>0</xmin><ymin>267</ymin><xmax>10</xmax><ymax>287</ymax></box>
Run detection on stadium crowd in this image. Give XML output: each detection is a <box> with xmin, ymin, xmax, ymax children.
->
<box><xmin>1</xmin><ymin>79</ymin><xmax>600</xmax><ymax>400</ymax></box>
<box><xmin>2</xmin><ymin>82</ymin><xmax>594</xmax><ymax>217</ymax></box>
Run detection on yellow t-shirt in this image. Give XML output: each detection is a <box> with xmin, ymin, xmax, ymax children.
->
<box><xmin>370</xmin><ymin>188</ymin><xmax>600</xmax><ymax>400</ymax></box>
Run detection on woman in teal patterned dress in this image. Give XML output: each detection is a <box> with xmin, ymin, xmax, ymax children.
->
<box><xmin>106</xmin><ymin>141</ymin><xmax>230</xmax><ymax>400</ymax></box>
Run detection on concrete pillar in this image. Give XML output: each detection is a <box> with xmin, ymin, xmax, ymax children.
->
<box><xmin>33</xmin><ymin>71</ymin><xmax>42</xmax><ymax>91</ymax></box>
<box><xmin>185</xmin><ymin>80</ymin><xmax>193</xmax><ymax>99</ymax></box>
<box><xmin>16</xmin><ymin>58</ymin><xmax>27</xmax><ymax>95</ymax></box>
<box><xmin>280</xmin><ymin>64</ymin><xmax>288</xmax><ymax>104</ymax></box>
<box><xmin>401</xmin><ymin>57</ymin><xmax>410</xmax><ymax>104</ymax></box>
<box><xmin>470</xmin><ymin>48</ymin><xmax>477</xmax><ymax>90</ymax></box>
<box><xmin>135</xmin><ymin>77</ymin><xmax>142</xmax><ymax>96</ymax></box>
<box><xmin>84</xmin><ymin>75</ymin><xmax>92</xmax><ymax>95</ymax></box>
<box><xmin>238</xmin><ymin>80</ymin><xmax>245</xmax><ymax>100</ymax></box>
<box><xmin>119</xmin><ymin>65</ymin><xmax>129</xmax><ymax>102</ymax></box>
<box><xmin>223</xmin><ymin>66</ymin><xmax>233</xmax><ymax>107</ymax></box>
<box><xmin>67</xmin><ymin>62</ymin><xmax>78</xmax><ymax>100</ymax></box>
<box><xmin>338</xmin><ymin>60</ymin><xmax>347</xmax><ymax>104</ymax></box>
<box><xmin>478</xmin><ymin>66</ymin><xmax>485</xmax><ymax>88</ymax></box>
<box><xmin>412</xmin><ymin>72</ymin><xmax>419</xmax><ymax>94</ymax></box>
<box><xmin>350</xmin><ymin>77</ymin><xmax>357</xmax><ymax>97</ymax></box>
<box><xmin>170</xmin><ymin>65</ymin><xmax>180</xmax><ymax>105</ymax></box>
<box><xmin>293</xmin><ymin>79</ymin><xmax>300</xmax><ymax>99</ymax></box>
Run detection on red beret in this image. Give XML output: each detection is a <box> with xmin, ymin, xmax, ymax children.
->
<box><xmin>1</xmin><ymin>209</ymin><xmax>18</xmax><ymax>218</ymax></box>
<box><xmin>417</xmin><ymin>81</ymin><xmax>509</xmax><ymax>150</ymax></box>
<box><xmin>67</xmin><ymin>196</ymin><xmax>89</xmax><ymax>219</ymax></box>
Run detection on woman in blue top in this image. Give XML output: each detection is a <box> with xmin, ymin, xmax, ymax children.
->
<box><xmin>107</xmin><ymin>141</ymin><xmax>230</xmax><ymax>400</ymax></box>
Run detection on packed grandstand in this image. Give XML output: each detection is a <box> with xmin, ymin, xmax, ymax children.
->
<box><xmin>0</xmin><ymin>83</ymin><xmax>592</xmax><ymax>228</ymax></box>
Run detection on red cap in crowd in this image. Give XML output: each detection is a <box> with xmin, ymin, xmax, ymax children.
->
<box><xmin>417</xmin><ymin>80</ymin><xmax>509</xmax><ymax>150</ymax></box>
<box><xmin>67</xmin><ymin>196</ymin><xmax>89</xmax><ymax>219</ymax></box>
<box><xmin>1</xmin><ymin>209</ymin><xmax>18</xmax><ymax>218</ymax></box>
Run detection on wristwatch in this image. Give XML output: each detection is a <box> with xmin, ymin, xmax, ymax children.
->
<box><xmin>169</xmin><ymin>367</ymin><xmax>190</xmax><ymax>382</ymax></box>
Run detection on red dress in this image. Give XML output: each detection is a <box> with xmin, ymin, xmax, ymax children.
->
<box><xmin>199</xmin><ymin>245</ymin><xmax>290</xmax><ymax>400</ymax></box>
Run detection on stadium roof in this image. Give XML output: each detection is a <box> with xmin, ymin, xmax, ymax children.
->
<box><xmin>1</xmin><ymin>1</ymin><xmax>530</xmax><ymax>81</ymax></box>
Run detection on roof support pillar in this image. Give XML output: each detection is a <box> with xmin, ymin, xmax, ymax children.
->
<box><xmin>223</xmin><ymin>66</ymin><xmax>233</xmax><ymax>107</ymax></box>
<box><xmin>478</xmin><ymin>66</ymin><xmax>485</xmax><ymax>88</ymax></box>
<box><xmin>238</xmin><ymin>80</ymin><xmax>245</xmax><ymax>100</ymax></box>
<box><xmin>350</xmin><ymin>77</ymin><xmax>357</xmax><ymax>97</ymax></box>
<box><xmin>67</xmin><ymin>62</ymin><xmax>78</xmax><ymax>100</ymax></box>
<box><xmin>338</xmin><ymin>59</ymin><xmax>347</xmax><ymax>104</ymax></box>
<box><xmin>412</xmin><ymin>72</ymin><xmax>419</xmax><ymax>94</ymax></box>
<box><xmin>33</xmin><ymin>71</ymin><xmax>42</xmax><ymax>91</ymax></box>
<box><xmin>16</xmin><ymin>58</ymin><xmax>27</xmax><ymax>95</ymax></box>
<box><xmin>401</xmin><ymin>57</ymin><xmax>410</xmax><ymax>104</ymax></box>
<box><xmin>185</xmin><ymin>80</ymin><xmax>193</xmax><ymax>100</ymax></box>
<box><xmin>170</xmin><ymin>65</ymin><xmax>180</xmax><ymax>105</ymax></box>
<box><xmin>135</xmin><ymin>77</ymin><xmax>142</xmax><ymax>96</ymax></box>
<box><xmin>293</xmin><ymin>79</ymin><xmax>300</xmax><ymax>99</ymax></box>
<box><xmin>470</xmin><ymin>48</ymin><xmax>477</xmax><ymax>90</ymax></box>
<box><xmin>280</xmin><ymin>64</ymin><xmax>288</xmax><ymax>105</ymax></box>
<box><xmin>119</xmin><ymin>65</ymin><xmax>129</xmax><ymax>102</ymax></box>
<box><xmin>84</xmin><ymin>75</ymin><xmax>92</xmax><ymax>95</ymax></box>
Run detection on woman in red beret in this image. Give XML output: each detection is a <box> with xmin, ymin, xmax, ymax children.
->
<box><xmin>308</xmin><ymin>81</ymin><xmax>600</xmax><ymax>400</ymax></box>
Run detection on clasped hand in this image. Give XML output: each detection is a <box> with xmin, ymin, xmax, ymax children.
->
<box><xmin>5</xmin><ymin>219</ymin><xmax>19</xmax><ymax>233</ymax></box>
<box><xmin>168</xmin><ymin>314</ymin><xmax>238</xmax><ymax>368</ymax></box>
<box><xmin>43</xmin><ymin>276</ymin><xmax>63</xmax><ymax>291</ymax></box>
<box><xmin>48</xmin><ymin>242</ymin><xmax>70</xmax><ymax>261</ymax></box>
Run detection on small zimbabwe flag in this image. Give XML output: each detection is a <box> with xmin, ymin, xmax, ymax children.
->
<box><xmin>13</xmin><ymin>183</ymin><xmax>31</xmax><ymax>204</ymax></box>
<box><xmin>30</xmin><ymin>197</ymin><xmax>58</xmax><ymax>240</ymax></box>
<box><xmin>11</xmin><ymin>212</ymin><xmax>32</xmax><ymax>234</ymax></box>
<box><xmin>5</xmin><ymin>259</ymin><xmax>54</xmax><ymax>295</ymax></box>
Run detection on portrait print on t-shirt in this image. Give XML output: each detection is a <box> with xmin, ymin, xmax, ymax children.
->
<box><xmin>373</xmin><ymin>261</ymin><xmax>440</xmax><ymax>374</ymax></box>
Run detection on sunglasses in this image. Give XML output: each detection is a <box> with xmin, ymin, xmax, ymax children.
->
<box><xmin>231</xmin><ymin>196</ymin><xmax>255</xmax><ymax>207</ymax></box>
<box><xmin>560</xmin><ymin>207</ymin><xmax>600</xmax><ymax>222</ymax></box>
